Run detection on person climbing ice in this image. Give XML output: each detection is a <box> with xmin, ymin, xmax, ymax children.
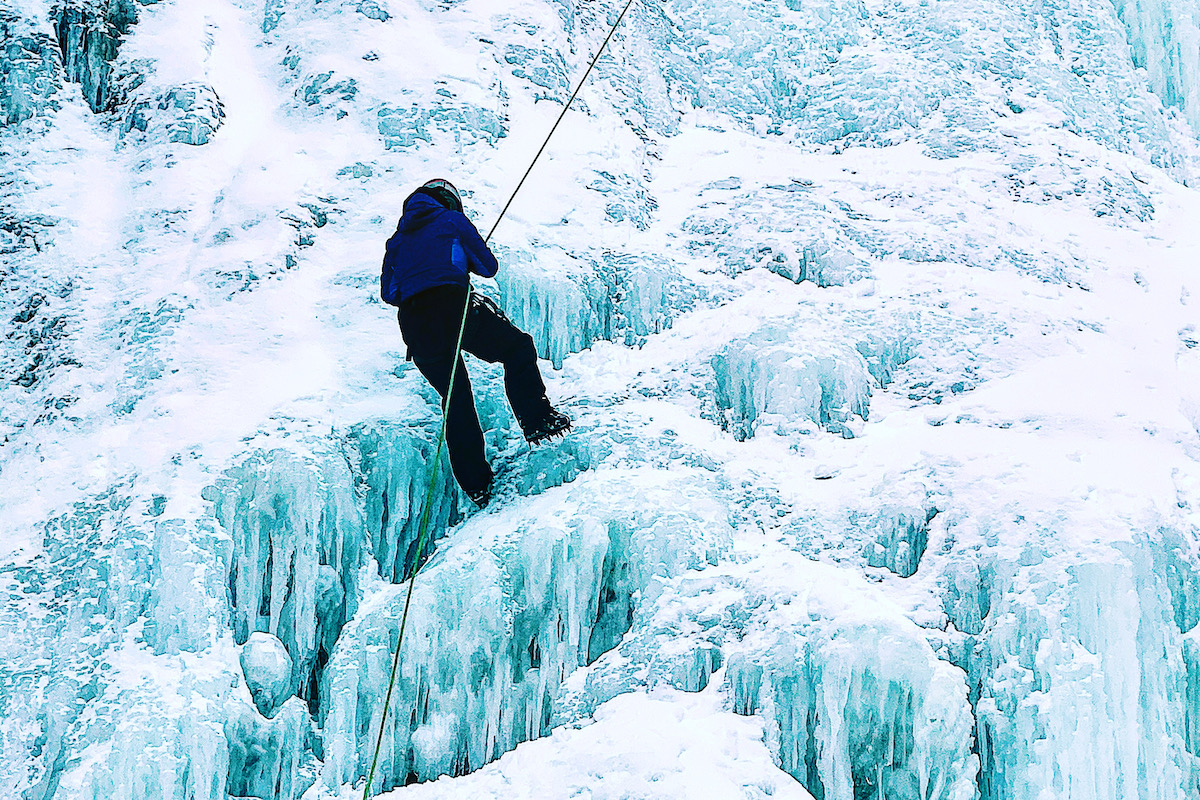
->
<box><xmin>380</xmin><ymin>178</ymin><xmax>572</xmax><ymax>508</ymax></box>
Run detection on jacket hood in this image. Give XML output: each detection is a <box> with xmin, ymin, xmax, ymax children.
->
<box><xmin>399</xmin><ymin>192</ymin><xmax>446</xmax><ymax>233</ymax></box>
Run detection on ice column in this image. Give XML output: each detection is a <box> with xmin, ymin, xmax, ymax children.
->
<box><xmin>712</xmin><ymin>325</ymin><xmax>875</xmax><ymax>440</ymax></box>
<box><xmin>212</xmin><ymin>445</ymin><xmax>365</xmax><ymax>710</ymax></box>
<box><xmin>1112</xmin><ymin>0</ymin><xmax>1200</xmax><ymax>130</ymax></box>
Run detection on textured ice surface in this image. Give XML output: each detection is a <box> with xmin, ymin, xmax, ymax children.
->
<box><xmin>1113</xmin><ymin>0</ymin><xmax>1200</xmax><ymax>130</ymax></box>
<box><xmin>495</xmin><ymin>245</ymin><xmax>695</xmax><ymax>367</ymax></box>
<box><xmin>4</xmin><ymin>0</ymin><xmax>1200</xmax><ymax>797</ymax></box>
<box><xmin>712</xmin><ymin>324</ymin><xmax>876</xmax><ymax>440</ymax></box>
<box><xmin>553</xmin><ymin>549</ymin><xmax>979</xmax><ymax>799</ymax></box>
<box><xmin>0</xmin><ymin>12</ymin><xmax>61</xmax><ymax>126</ymax></box>
<box><xmin>320</xmin><ymin>468</ymin><xmax>731</xmax><ymax>792</ymax></box>
<box><xmin>241</xmin><ymin>633</ymin><xmax>294</xmax><ymax>718</ymax></box>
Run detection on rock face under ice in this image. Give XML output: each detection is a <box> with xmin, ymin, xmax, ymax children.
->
<box><xmin>241</xmin><ymin>633</ymin><xmax>293</xmax><ymax>718</ymax></box>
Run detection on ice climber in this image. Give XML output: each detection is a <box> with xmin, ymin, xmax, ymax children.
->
<box><xmin>381</xmin><ymin>178</ymin><xmax>572</xmax><ymax>508</ymax></box>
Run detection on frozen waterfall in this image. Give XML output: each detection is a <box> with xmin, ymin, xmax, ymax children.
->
<box><xmin>4</xmin><ymin>0</ymin><xmax>1200</xmax><ymax>797</ymax></box>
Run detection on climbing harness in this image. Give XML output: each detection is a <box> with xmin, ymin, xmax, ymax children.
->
<box><xmin>361</xmin><ymin>0</ymin><xmax>639</xmax><ymax>795</ymax></box>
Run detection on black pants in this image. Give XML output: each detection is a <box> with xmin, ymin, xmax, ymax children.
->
<box><xmin>398</xmin><ymin>284</ymin><xmax>552</xmax><ymax>494</ymax></box>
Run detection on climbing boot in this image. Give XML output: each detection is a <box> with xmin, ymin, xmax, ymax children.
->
<box><xmin>467</xmin><ymin>481</ymin><xmax>492</xmax><ymax>509</ymax></box>
<box><xmin>524</xmin><ymin>409</ymin><xmax>572</xmax><ymax>445</ymax></box>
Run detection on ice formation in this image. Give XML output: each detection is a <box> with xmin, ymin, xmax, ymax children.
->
<box><xmin>3</xmin><ymin>0</ymin><xmax>1200</xmax><ymax>798</ymax></box>
<box><xmin>241</xmin><ymin>633</ymin><xmax>295</xmax><ymax>717</ymax></box>
<box><xmin>322</xmin><ymin>469</ymin><xmax>730</xmax><ymax>789</ymax></box>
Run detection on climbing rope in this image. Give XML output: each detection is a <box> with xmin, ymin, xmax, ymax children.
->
<box><xmin>361</xmin><ymin>0</ymin><xmax>639</xmax><ymax>795</ymax></box>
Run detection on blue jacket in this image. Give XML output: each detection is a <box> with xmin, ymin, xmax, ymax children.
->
<box><xmin>380</xmin><ymin>191</ymin><xmax>499</xmax><ymax>305</ymax></box>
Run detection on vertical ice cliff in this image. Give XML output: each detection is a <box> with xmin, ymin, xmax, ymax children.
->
<box><xmin>321</xmin><ymin>470</ymin><xmax>730</xmax><ymax>789</ymax></box>
<box><xmin>50</xmin><ymin>0</ymin><xmax>137</xmax><ymax>113</ymax></box>
<box><xmin>1112</xmin><ymin>0</ymin><xmax>1200</xmax><ymax>131</ymax></box>
<box><xmin>3</xmin><ymin>0</ymin><xmax>1200</xmax><ymax>797</ymax></box>
<box><xmin>1</xmin><ymin>11</ymin><xmax>60</xmax><ymax>125</ymax></box>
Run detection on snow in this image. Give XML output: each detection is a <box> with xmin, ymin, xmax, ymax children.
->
<box><xmin>362</xmin><ymin>687</ymin><xmax>817</xmax><ymax>800</ymax></box>
<box><xmin>3</xmin><ymin>0</ymin><xmax>1200</xmax><ymax>797</ymax></box>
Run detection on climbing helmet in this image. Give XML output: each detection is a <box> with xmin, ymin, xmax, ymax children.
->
<box><xmin>420</xmin><ymin>178</ymin><xmax>463</xmax><ymax>213</ymax></box>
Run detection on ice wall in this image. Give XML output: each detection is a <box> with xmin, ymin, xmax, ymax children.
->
<box><xmin>1112</xmin><ymin>0</ymin><xmax>1200</xmax><ymax>131</ymax></box>
<box><xmin>209</xmin><ymin>418</ymin><xmax>461</xmax><ymax>709</ymax></box>
<box><xmin>495</xmin><ymin>247</ymin><xmax>696</xmax><ymax>368</ymax></box>
<box><xmin>557</xmin><ymin>552</ymin><xmax>979</xmax><ymax>800</ymax></box>
<box><xmin>212</xmin><ymin>445</ymin><xmax>366</xmax><ymax>713</ymax></box>
<box><xmin>959</xmin><ymin>531</ymin><xmax>1200</xmax><ymax>800</ymax></box>
<box><xmin>321</xmin><ymin>469</ymin><xmax>731</xmax><ymax>793</ymax></box>
<box><xmin>4</xmin><ymin>0</ymin><xmax>1200</xmax><ymax>796</ymax></box>
<box><xmin>225</xmin><ymin>697</ymin><xmax>320</xmax><ymax>800</ymax></box>
<box><xmin>345</xmin><ymin>421</ymin><xmax>460</xmax><ymax>584</ymax></box>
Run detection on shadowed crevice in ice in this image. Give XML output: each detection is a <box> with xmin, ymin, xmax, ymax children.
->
<box><xmin>225</xmin><ymin>697</ymin><xmax>322</xmax><ymax>800</ymax></box>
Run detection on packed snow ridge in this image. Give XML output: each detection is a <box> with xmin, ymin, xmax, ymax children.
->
<box><xmin>3</xmin><ymin>0</ymin><xmax>1200</xmax><ymax>798</ymax></box>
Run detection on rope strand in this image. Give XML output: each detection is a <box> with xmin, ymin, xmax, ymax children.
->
<box><xmin>485</xmin><ymin>0</ymin><xmax>639</xmax><ymax>244</ymax></box>
<box><xmin>361</xmin><ymin>2</ymin><xmax>638</xmax><ymax>796</ymax></box>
